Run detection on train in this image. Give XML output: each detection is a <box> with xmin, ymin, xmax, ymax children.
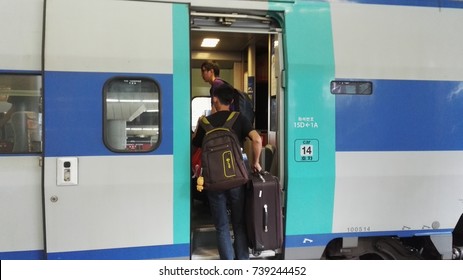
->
<box><xmin>1</xmin><ymin>0</ymin><xmax>463</xmax><ymax>260</ymax></box>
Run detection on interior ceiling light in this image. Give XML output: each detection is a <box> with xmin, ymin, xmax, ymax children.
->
<box><xmin>201</xmin><ymin>38</ymin><xmax>220</xmax><ymax>48</ymax></box>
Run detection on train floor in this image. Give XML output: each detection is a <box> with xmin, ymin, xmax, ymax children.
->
<box><xmin>190</xmin><ymin>198</ymin><xmax>277</xmax><ymax>260</ymax></box>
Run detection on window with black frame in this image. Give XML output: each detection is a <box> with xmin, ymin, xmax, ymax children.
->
<box><xmin>104</xmin><ymin>78</ymin><xmax>160</xmax><ymax>152</ymax></box>
<box><xmin>330</xmin><ymin>81</ymin><xmax>372</xmax><ymax>95</ymax></box>
<box><xmin>0</xmin><ymin>75</ymin><xmax>42</xmax><ymax>153</ymax></box>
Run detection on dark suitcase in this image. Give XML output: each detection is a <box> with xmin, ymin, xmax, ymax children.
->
<box><xmin>246</xmin><ymin>171</ymin><xmax>283</xmax><ymax>252</ymax></box>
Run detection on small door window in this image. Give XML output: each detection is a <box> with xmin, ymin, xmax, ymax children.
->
<box><xmin>104</xmin><ymin>78</ymin><xmax>160</xmax><ymax>152</ymax></box>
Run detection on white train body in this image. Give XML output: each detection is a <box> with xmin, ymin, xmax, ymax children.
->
<box><xmin>1</xmin><ymin>0</ymin><xmax>462</xmax><ymax>260</ymax></box>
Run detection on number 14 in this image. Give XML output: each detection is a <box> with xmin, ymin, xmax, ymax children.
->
<box><xmin>300</xmin><ymin>145</ymin><xmax>313</xmax><ymax>156</ymax></box>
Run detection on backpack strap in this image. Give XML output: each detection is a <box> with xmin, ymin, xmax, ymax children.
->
<box><xmin>199</xmin><ymin>116</ymin><xmax>215</xmax><ymax>133</ymax></box>
<box><xmin>199</xmin><ymin>111</ymin><xmax>239</xmax><ymax>133</ymax></box>
<box><xmin>223</xmin><ymin>111</ymin><xmax>239</xmax><ymax>130</ymax></box>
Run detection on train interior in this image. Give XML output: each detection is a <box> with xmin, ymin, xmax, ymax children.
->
<box><xmin>189</xmin><ymin>10</ymin><xmax>283</xmax><ymax>259</ymax></box>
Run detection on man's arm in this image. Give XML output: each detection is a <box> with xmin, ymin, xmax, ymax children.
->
<box><xmin>247</xmin><ymin>129</ymin><xmax>262</xmax><ymax>172</ymax></box>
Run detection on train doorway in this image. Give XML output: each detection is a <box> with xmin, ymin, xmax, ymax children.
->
<box><xmin>189</xmin><ymin>10</ymin><xmax>285</xmax><ymax>259</ymax></box>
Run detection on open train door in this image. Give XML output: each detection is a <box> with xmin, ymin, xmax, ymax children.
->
<box><xmin>42</xmin><ymin>0</ymin><xmax>191</xmax><ymax>259</ymax></box>
<box><xmin>189</xmin><ymin>9</ymin><xmax>285</xmax><ymax>259</ymax></box>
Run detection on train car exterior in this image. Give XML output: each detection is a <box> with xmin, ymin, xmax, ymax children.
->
<box><xmin>1</xmin><ymin>0</ymin><xmax>462</xmax><ymax>260</ymax></box>
<box><xmin>283</xmin><ymin>1</ymin><xmax>463</xmax><ymax>260</ymax></box>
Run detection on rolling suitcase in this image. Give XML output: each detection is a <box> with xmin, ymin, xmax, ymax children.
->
<box><xmin>246</xmin><ymin>171</ymin><xmax>283</xmax><ymax>252</ymax></box>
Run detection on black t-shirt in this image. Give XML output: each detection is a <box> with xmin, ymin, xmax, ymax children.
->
<box><xmin>192</xmin><ymin>111</ymin><xmax>253</xmax><ymax>148</ymax></box>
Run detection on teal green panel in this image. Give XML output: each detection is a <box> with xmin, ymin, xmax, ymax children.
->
<box><xmin>280</xmin><ymin>2</ymin><xmax>336</xmax><ymax>235</ymax></box>
<box><xmin>172</xmin><ymin>3</ymin><xmax>191</xmax><ymax>244</ymax></box>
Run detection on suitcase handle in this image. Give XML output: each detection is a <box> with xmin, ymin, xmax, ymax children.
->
<box><xmin>263</xmin><ymin>204</ymin><xmax>268</xmax><ymax>232</ymax></box>
<box><xmin>255</xmin><ymin>170</ymin><xmax>268</xmax><ymax>183</ymax></box>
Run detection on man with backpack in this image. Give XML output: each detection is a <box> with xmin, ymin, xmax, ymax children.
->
<box><xmin>200</xmin><ymin>60</ymin><xmax>254</xmax><ymax>123</ymax></box>
<box><xmin>200</xmin><ymin>61</ymin><xmax>224</xmax><ymax>114</ymax></box>
<box><xmin>192</xmin><ymin>83</ymin><xmax>262</xmax><ymax>260</ymax></box>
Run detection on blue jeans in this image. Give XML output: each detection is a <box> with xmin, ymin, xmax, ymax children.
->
<box><xmin>207</xmin><ymin>185</ymin><xmax>249</xmax><ymax>260</ymax></box>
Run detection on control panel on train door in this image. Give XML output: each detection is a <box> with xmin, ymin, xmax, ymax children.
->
<box><xmin>57</xmin><ymin>157</ymin><xmax>78</xmax><ymax>186</ymax></box>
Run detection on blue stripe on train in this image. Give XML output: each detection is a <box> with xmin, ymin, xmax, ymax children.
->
<box><xmin>44</xmin><ymin>71</ymin><xmax>173</xmax><ymax>157</ymax></box>
<box><xmin>285</xmin><ymin>228</ymin><xmax>453</xmax><ymax>248</ymax></box>
<box><xmin>46</xmin><ymin>243</ymin><xmax>189</xmax><ymax>260</ymax></box>
<box><xmin>0</xmin><ymin>250</ymin><xmax>45</xmax><ymax>260</ymax></box>
<box><xmin>336</xmin><ymin>80</ymin><xmax>463</xmax><ymax>152</ymax></box>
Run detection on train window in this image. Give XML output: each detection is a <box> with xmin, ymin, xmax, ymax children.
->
<box><xmin>330</xmin><ymin>81</ymin><xmax>372</xmax><ymax>95</ymax></box>
<box><xmin>191</xmin><ymin>96</ymin><xmax>211</xmax><ymax>132</ymax></box>
<box><xmin>104</xmin><ymin>78</ymin><xmax>160</xmax><ymax>152</ymax></box>
<box><xmin>0</xmin><ymin>75</ymin><xmax>42</xmax><ymax>153</ymax></box>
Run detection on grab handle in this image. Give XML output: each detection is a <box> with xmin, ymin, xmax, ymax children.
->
<box><xmin>263</xmin><ymin>204</ymin><xmax>268</xmax><ymax>232</ymax></box>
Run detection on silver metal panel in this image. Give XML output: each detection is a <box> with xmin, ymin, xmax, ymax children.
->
<box><xmin>44</xmin><ymin>0</ymin><xmax>173</xmax><ymax>74</ymax></box>
<box><xmin>331</xmin><ymin>4</ymin><xmax>463</xmax><ymax>80</ymax></box>
<box><xmin>0</xmin><ymin>156</ymin><xmax>43</xmax><ymax>252</ymax></box>
<box><xmin>333</xmin><ymin>151</ymin><xmax>463</xmax><ymax>232</ymax></box>
<box><xmin>44</xmin><ymin>155</ymin><xmax>174</xmax><ymax>252</ymax></box>
<box><xmin>0</xmin><ymin>0</ymin><xmax>43</xmax><ymax>71</ymax></box>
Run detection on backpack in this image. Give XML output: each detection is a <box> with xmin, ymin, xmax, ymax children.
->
<box><xmin>221</xmin><ymin>80</ymin><xmax>254</xmax><ymax>124</ymax></box>
<box><xmin>198</xmin><ymin>111</ymin><xmax>249</xmax><ymax>192</ymax></box>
